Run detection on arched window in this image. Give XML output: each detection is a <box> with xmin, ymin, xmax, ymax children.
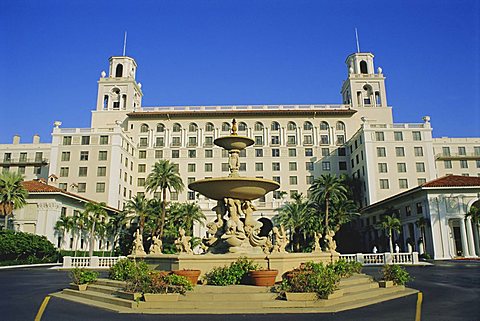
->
<box><xmin>205</xmin><ymin>122</ymin><xmax>214</xmax><ymax>132</ymax></box>
<box><xmin>103</xmin><ymin>95</ymin><xmax>108</xmax><ymax>110</ymax></box>
<box><xmin>304</xmin><ymin>121</ymin><xmax>313</xmax><ymax>130</ymax></box>
<box><xmin>320</xmin><ymin>121</ymin><xmax>329</xmax><ymax>131</ymax></box>
<box><xmin>336</xmin><ymin>121</ymin><xmax>345</xmax><ymax>131</ymax></box>
<box><xmin>254</xmin><ymin>122</ymin><xmax>264</xmax><ymax>131</ymax></box>
<box><xmin>173</xmin><ymin>123</ymin><xmax>182</xmax><ymax>132</ymax></box>
<box><xmin>222</xmin><ymin>122</ymin><xmax>230</xmax><ymax>132</ymax></box>
<box><xmin>140</xmin><ymin>124</ymin><xmax>149</xmax><ymax>133</ymax></box>
<box><xmin>287</xmin><ymin>121</ymin><xmax>297</xmax><ymax>131</ymax></box>
<box><xmin>238</xmin><ymin>122</ymin><xmax>247</xmax><ymax>131</ymax></box>
<box><xmin>115</xmin><ymin>64</ymin><xmax>123</xmax><ymax>77</ymax></box>
<box><xmin>189</xmin><ymin>123</ymin><xmax>198</xmax><ymax>132</ymax></box>
<box><xmin>360</xmin><ymin>61</ymin><xmax>368</xmax><ymax>74</ymax></box>
<box><xmin>156</xmin><ymin>123</ymin><xmax>165</xmax><ymax>132</ymax></box>
<box><xmin>271</xmin><ymin>121</ymin><xmax>280</xmax><ymax>131</ymax></box>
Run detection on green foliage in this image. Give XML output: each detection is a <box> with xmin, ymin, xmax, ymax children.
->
<box><xmin>332</xmin><ymin>259</ymin><xmax>363</xmax><ymax>278</ymax></box>
<box><xmin>419</xmin><ymin>253</ymin><xmax>431</xmax><ymax>260</ymax></box>
<box><xmin>0</xmin><ymin>230</ymin><xmax>57</xmax><ymax>265</ymax></box>
<box><xmin>381</xmin><ymin>264</ymin><xmax>412</xmax><ymax>285</ymax></box>
<box><xmin>204</xmin><ymin>257</ymin><xmax>259</xmax><ymax>286</ymax></box>
<box><xmin>280</xmin><ymin>261</ymin><xmax>340</xmax><ymax>298</ymax></box>
<box><xmin>109</xmin><ymin>258</ymin><xmax>150</xmax><ymax>281</ymax></box>
<box><xmin>69</xmin><ymin>268</ymin><xmax>99</xmax><ymax>285</ymax></box>
<box><xmin>125</xmin><ymin>271</ymin><xmax>193</xmax><ymax>295</ymax></box>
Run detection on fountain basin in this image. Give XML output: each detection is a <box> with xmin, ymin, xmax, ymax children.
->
<box><xmin>214</xmin><ymin>136</ymin><xmax>254</xmax><ymax>150</ymax></box>
<box><xmin>188</xmin><ymin>177</ymin><xmax>280</xmax><ymax>200</ymax></box>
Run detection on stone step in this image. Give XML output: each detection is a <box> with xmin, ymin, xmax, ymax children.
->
<box><xmin>51</xmin><ymin>292</ymin><xmax>131</xmax><ymax>313</ymax></box>
<box><xmin>87</xmin><ymin>284</ymin><xmax>121</xmax><ymax>295</ymax></box>
<box><xmin>135</xmin><ymin>299</ymin><xmax>266</xmax><ymax>310</ymax></box>
<box><xmin>62</xmin><ymin>288</ymin><xmax>134</xmax><ymax>308</ymax></box>
<box><xmin>192</xmin><ymin>285</ymin><xmax>272</xmax><ymax>294</ymax></box>
<box><xmin>179</xmin><ymin>292</ymin><xmax>278</xmax><ymax>302</ymax></box>
<box><xmin>338</xmin><ymin>274</ymin><xmax>374</xmax><ymax>287</ymax></box>
<box><xmin>322</xmin><ymin>285</ymin><xmax>406</xmax><ymax>307</ymax></box>
<box><xmin>94</xmin><ymin>278</ymin><xmax>126</xmax><ymax>288</ymax></box>
<box><xmin>338</xmin><ymin>281</ymin><xmax>379</xmax><ymax>294</ymax></box>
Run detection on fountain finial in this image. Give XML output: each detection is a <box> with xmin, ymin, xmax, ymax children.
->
<box><xmin>231</xmin><ymin>119</ymin><xmax>238</xmax><ymax>135</ymax></box>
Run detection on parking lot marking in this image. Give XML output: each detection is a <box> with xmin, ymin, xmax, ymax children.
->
<box><xmin>34</xmin><ymin>296</ymin><xmax>50</xmax><ymax>321</ymax></box>
<box><xmin>415</xmin><ymin>292</ymin><xmax>423</xmax><ymax>321</ymax></box>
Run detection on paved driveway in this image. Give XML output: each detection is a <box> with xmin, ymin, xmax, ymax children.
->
<box><xmin>0</xmin><ymin>260</ymin><xmax>478</xmax><ymax>321</ymax></box>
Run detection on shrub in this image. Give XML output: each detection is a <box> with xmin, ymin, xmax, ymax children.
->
<box><xmin>0</xmin><ymin>230</ymin><xmax>57</xmax><ymax>265</ymax></box>
<box><xmin>125</xmin><ymin>271</ymin><xmax>193</xmax><ymax>295</ymax></box>
<box><xmin>109</xmin><ymin>258</ymin><xmax>149</xmax><ymax>281</ymax></box>
<box><xmin>419</xmin><ymin>253</ymin><xmax>431</xmax><ymax>260</ymax></box>
<box><xmin>70</xmin><ymin>268</ymin><xmax>99</xmax><ymax>285</ymax></box>
<box><xmin>332</xmin><ymin>259</ymin><xmax>363</xmax><ymax>278</ymax></box>
<box><xmin>204</xmin><ymin>257</ymin><xmax>259</xmax><ymax>286</ymax></box>
<box><xmin>280</xmin><ymin>262</ymin><xmax>340</xmax><ymax>298</ymax></box>
<box><xmin>381</xmin><ymin>265</ymin><xmax>412</xmax><ymax>285</ymax></box>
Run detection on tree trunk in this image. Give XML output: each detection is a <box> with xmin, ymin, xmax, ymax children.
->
<box><xmin>159</xmin><ymin>188</ymin><xmax>167</xmax><ymax>238</ymax></box>
<box><xmin>4</xmin><ymin>214</ymin><xmax>8</xmax><ymax>231</ymax></box>
<box><xmin>388</xmin><ymin>229</ymin><xmax>394</xmax><ymax>253</ymax></box>
<box><xmin>89</xmin><ymin>222</ymin><xmax>96</xmax><ymax>257</ymax></box>
<box><xmin>325</xmin><ymin>196</ymin><xmax>329</xmax><ymax>233</ymax></box>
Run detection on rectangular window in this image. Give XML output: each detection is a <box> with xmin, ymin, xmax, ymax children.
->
<box><xmin>34</xmin><ymin>152</ymin><xmax>43</xmax><ymax>162</ymax></box>
<box><xmin>379</xmin><ymin>179</ymin><xmax>389</xmax><ymax>189</ymax></box>
<box><xmin>138</xmin><ymin>164</ymin><xmax>146</xmax><ymax>173</ymax></box>
<box><xmin>205</xmin><ymin>149</ymin><xmax>213</xmax><ymax>158</ymax></box>
<box><xmin>61</xmin><ymin>152</ymin><xmax>70</xmax><ymax>161</ymax></box>
<box><xmin>412</xmin><ymin>131</ymin><xmax>422</xmax><ymax>141</ymax></box>
<box><xmin>18</xmin><ymin>166</ymin><xmax>25</xmax><ymax>175</ymax></box>
<box><xmin>222</xmin><ymin>163</ymin><xmax>229</xmax><ymax>172</ymax></box>
<box><xmin>322</xmin><ymin>161</ymin><xmax>331</xmax><ymax>171</ymax></box>
<box><xmin>60</xmin><ymin>167</ymin><xmax>69</xmax><ymax>177</ymax></box>
<box><xmin>395</xmin><ymin>147</ymin><xmax>405</xmax><ymax>157</ymax></box>
<box><xmin>338</xmin><ymin>148</ymin><xmax>346</xmax><ymax>156</ymax></box>
<box><xmin>155</xmin><ymin>137</ymin><xmax>164</xmax><ymax>147</ymax></box>
<box><xmin>63</xmin><ymin>136</ymin><xmax>72</xmax><ymax>145</ymax></box>
<box><xmin>460</xmin><ymin>160</ymin><xmax>468</xmax><ymax>168</ymax></box>
<box><xmin>287</xmin><ymin>135</ymin><xmax>296</xmax><ymax>145</ymax></box>
<box><xmin>137</xmin><ymin>178</ymin><xmax>146</xmax><ymax>187</ymax></box>
<box><xmin>399</xmin><ymin>179</ymin><xmax>408</xmax><ymax>189</ymax></box>
<box><xmin>288</xmin><ymin>148</ymin><xmax>297</xmax><ymax>157</ymax></box>
<box><xmin>255</xmin><ymin>163</ymin><xmax>263</xmax><ymax>171</ymax></box>
<box><xmin>172</xmin><ymin>150</ymin><xmax>179</xmax><ymax>158</ymax></box>
<box><xmin>254</xmin><ymin>136</ymin><xmax>263</xmax><ymax>146</ymax></box>
<box><xmin>394</xmin><ymin>132</ymin><xmax>403</xmax><ymax>141</ymax></box>
<box><xmin>139</xmin><ymin>137</ymin><xmax>148</xmax><ymax>147</ymax></box>
<box><xmin>416</xmin><ymin>162</ymin><xmax>426</xmax><ymax>172</ymax></box>
<box><xmin>397</xmin><ymin>163</ymin><xmax>407</xmax><ymax>173</ymax></box>
<box><xmin>188</xmin><ymin>164</ymin><xmax>196</xmax><ymax>172</ymax></box>
<box><xmin>303</xmin><ymin>135</ymin><xmax>313</xmax><ymax>145</ymax></box>
<box><xmin>58</xmin><ymin>183</ymin><xmax>67</xmax><ymax>190</ymax></box>
<box><xmin>172</xmin><ymin>137</ymin><xmax>181</xmax><ymax>147</ymax></box>
<box><xmin>306</xmin><ymin>176</ymin><xmax>314</xmax><ymax>184</ymax></box>
<box><xmin>417</xmin><ymin>178</ymin><xmax>427</xmax><ymax>185</ymax></box>
<box><xmin>377</xmin><ymin>147</ymin><xmax>386</xmax><ymax>157</ymax></box>
<box><xmin>188</xmin><ymin>137</ymin><xmax>197</xmax><ymax>147</ymax></box>
<box><xmin>405</xmin><ymin>205</ymin><xmax>412</xmax><ymax>216</ymax></box>
<box><xmin>458</xmin><ymin>147</ymin><xmax>466</xmax><ymax>155</ymax></box>
<box><xmin>81</xmin><ymin>136</ymin><xmax>90</xmax><ymax>145</ymax></box>
<box><xmin>321</xmin><ymin>148</ymin><xmax>329</xmax><ymax>157</ymax></box>
<box><xmin>99</xmin><ymin>135</ymin><xmax>109</xmax><ymax>145</ymax></box>
<box><xmin>170</xmin><ymin>191</ymin><xmax>178</xmax><ymax>201</ymax></box>
<box><xmin>305</xmin><ymin>148</ymin><xmax>313</xmax><ymax>157</ymax></box>
<box><xmin>375</xmin><ymin>132</ymin><xmax>385</xmax><ymax>141</ymax></box>
<box><xmin>272</xmin><ymin>162</ymin><xmax>280</xmax><ymax>171</ymax></box>
<box><xmin>336</xmin><ymin>135</ymin><xmax>345</xmax><ymax>145</ymax></box>
<box><xmin>80</xmin><ymin>151</ymin><xmax>89</xmax><ymax>161</ymax></box>
<box><xmin>98</xmin><ymin>151</ymin><xmax>108</xmax><ymax>161</ymax></box>
<box><xmin>414</xmin><ymin>147</ymin><xmax>424</xmax><ymax>156</ymax></box>
<box><xmin>320</xmin><ymin>135</ymin><xmax>329</xmax><ymax>145</ymax></box>
<box><xmin>305</xmin><ymin>162</ymin><xmax>314</xmax><ymax>171</ymax></box>
<box><xmin>255</xmin><ymin>149</ymin><xmax>263</xmax><ymax>157</ymax></box>
<box><xmin>272</xmin><ymin>149</ymin><xmax>280</xmax><ymax>157</ymax></box>
<box><xmin>139</xmin><ymin>151</ymin><xmax>147</xmax><ymax>159</ymax></box>
<box><xmin>378</xmin><ymin>163</ymin><xmax>388</xmax><ymax>173</ymax></box>
<box><xmin>19</xmin><ymin>153</ymin><xmax>27</xmax><ymax>162</ymax></box>
<box><xmin>97</xmin><ymin>166</ymin><xmax>106</xmax><ymax>176</ymax></box>
<box><xmin>204</xmin><ymin>136</ymin><xmax>213</xmax><ymax>146</ymax></box>
<box><xmin>273</xmin><ymin>176</ymin><xmax>280</xmax><ymax>183</ymax></box>
<box><xmin>239</xmin><ymin>163</ymin><xmax>246</xmax><ymax>171</ymax></box>
<box><xmin>416</xmin><ymin>202</ymin><xmax>423</xmax><ymax>214</ymax></box>
<box><xmin>188</xmin><ymin>150</ymin><xmax>196</xmax><ymax>158</ymax></box>
<box><xmin>96</xmin><ymin>182</ymin><xmax>105</xmax><ymax>193</ymax></box>
<box><xmin>33</xmin><ymin>166</ymin><xmax>41</xmax><ymax>175</ymax></box>
<box><xmin>476</xmin><ymin>160</ymin><xmax>480</xmax><ymax>168</ymax></box>
<box><xmin>289</xmin><ymin>176</ymin><xmax>298</xmax><ymax>185</ymax></box>
<box><xmin>77</xmin><ymin>183</ymin><xmax>86</xmax><ymax>193</ymax></box>
<box><xmin>442</xmin><ymin>147</ymin><xmax>451</xmax><ymax>156</ymax></box>
<box><xmin>78</xmin><ymin>167</ymin><xmax>88</xmax><ymax>177</ymax></box>
<box><xmin>339</xmin><ymin>161</ymin><xmax>347</xmax><ymax>170</ymax></box>
<box><xmin>474</xmin><ymin>146</ymin><xmax>480</xmax><ymax>156</ymax></box>
<box><xmin>155</xmin><ymin>150</ymin><xmax>163</xmax><ymax>159</ymax></box>
<box><xmin>187</xmin><ymin>191</ymin><xmax>195</xmax><ymax>201</ymax></box>
<box><xmin>271</xmin><ymin>136</ymin><xmax>280</xmax><ymax>145</ymax></box>
<box><xmin>444</xmin><ymin>160</ymin><xmax>452</xmax><ymax>169</ymax></box>
<box><xmin>289</xmin><ymin>162</ymin><xmax>297</xmax><ymax>171</ymax></box>
<box><xmin>205</xmin><ymin>163</ymin><xmax>213</xmax><ymax>172</ymax></box>
<box><xmin>3</xmin><ymin>153</ymin><xmax>12</xmax><ymax>162</ymax></box>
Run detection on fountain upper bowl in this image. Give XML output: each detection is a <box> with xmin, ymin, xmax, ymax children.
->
<box><xmin>214</xmin><ymin>136</ymin><xmax>254</xmax><ymax>150</ymax></box>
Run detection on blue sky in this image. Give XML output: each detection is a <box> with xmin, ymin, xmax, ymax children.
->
<box><xmin>1</xmin><ymin>0</ymin><xmax>479</xmax><ymax>143</ymax></box>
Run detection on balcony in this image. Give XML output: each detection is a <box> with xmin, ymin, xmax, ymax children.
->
<box><xmin>435</xmin><ymin>153</ymin><xmax>480</xmax><ymax>160</ymax></box>
<box><xmin>0</xmin><ymin>158</ymin><xmax>48</xmax><ymax>165</ymax></box>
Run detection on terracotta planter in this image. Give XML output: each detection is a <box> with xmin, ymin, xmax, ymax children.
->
<box><xmin>172</xmin><ymin>269</ymin><xmax>201</xmax><ymax>286</ymax></box>
<box><xmin>285</xmin><ymin>292</ymin><xmax>318</xmax><ymax>301</ymax></box>
<box><xmin>379</xmin><ymin>280</ymin><xmax>394</xmax><ymax>288</ymax></box>
<box><xmin>143</xmin><ymin>293</ymin><xmax>180</xmax><ymax>302</ymax></box>
<box><xmin>70</xmin><ymin>283</ymin><xmax>88</xmax><ymax>291</ymax></box>
<box><xmin>116</xmin><ymin>291</ymin><xmax>142</xmax><ymax>301</ymax></box>
<box><xmin>249</xmin><ymin>270</ymin><xmax>278</xmax><ymax>286</ymax></box>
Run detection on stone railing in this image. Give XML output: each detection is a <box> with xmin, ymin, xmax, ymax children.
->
<box><xmin>62</xmin><ymin>256</ymin><xmax>126</xmax><ymax>269</ymax></box>
<box><xmin>340</xmin><ymin>252</ymin><xmax>419</xmax><ymax>265</ymax></box>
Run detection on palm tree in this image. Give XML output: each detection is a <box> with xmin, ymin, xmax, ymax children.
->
<box><xmin>274</xmin><ymin>198</ymin><xmax>311</xmax><ymax>252</ymax></box>
<box><xmin>146</xmin><ymin>160</ymin><xmax>184</xmax><ymax>238</ymax></box>
<box><xmin>125</xmin><ymin>194</ymin><xmax>149</xmax><ymax>236</ymax></box>
<box><xmin>84</xmin><ymin>202</ymin><xmax>108</xmax><ymax>257</ymax></box>
<box><xmin>169</xmin><ymin>202</ymin><xmax>206</xmax><ymax>236</ymax></box>
<box><xmin>0</xmin><ymin>172</ymin><xmax>28</xmax><ymax>230</ymax></box>
<box><xmin>72</xmin><ymin>210</ymin><xmax>89</xmax><ymax>257</ymax></box>
<box><xmin>54</xmin><ymin>215</ymin><xmax>74</xmax><ymax>249</ymax></box>
<box><xmin>309</xmin><ymin>174</ymin><xmax>348</xmax><ymax>234</ymax></box>
<box><xmin>376</xmin><ymin>214</ymin><xmax>402</xmax><ymax>253</ymax></box>
<box><xmin>415</xmin><ymin>217</ymin><xmax>429</xmax><ymax>249</ymax></box>
<box><xmin>329</xmin><ymin>199</ymin><xmax>359</xmax><ymax>232</ymax></box>
<box><xmin>106</xmin><ymin>210</ymin><xmax>131</xmax><ymax>256</ymax></box>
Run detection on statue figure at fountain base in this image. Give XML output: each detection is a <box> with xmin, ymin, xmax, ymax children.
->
<box><xmin>131</xmin><ymin>229</ymin><xmax>146</xmax><ymax>256</ymax></box>
<box><xmin>175</xmin><ymin>227</ymin><xmax>193</xmax><ymax>254</ymax></box>
<box><xmin>149</xmin><ymin>235</ymin><xmax>163</xmax><ymax>254</ymax></box>
<box><xmin>272</xmin><ymin>225</ymin><xmax>288</xmax><ymax>253</ymax></box>
<box><xmin>324</xmin><ymin>229</ymin><xmax>337</xmax><ymax>253</ymax></box>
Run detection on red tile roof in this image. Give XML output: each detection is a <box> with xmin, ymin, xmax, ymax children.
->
<box><xmin>422</xmin><ymin>175</ymin><xmax>480</xmax><ymax>188</ymax></box>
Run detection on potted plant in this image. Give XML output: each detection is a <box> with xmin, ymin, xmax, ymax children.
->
<box><xmin>69</xmin><ymin>268</ymin><xmax>99</xmax><ymax>291</ymax></box>
<box><xmin>171</xmin><ymin>269</ymin><xmax>201</xmax><ymax>286</ymax></box>
<box><xmin>379</xmin><ymin>264</ymin><xmax>412</xmax><ymax>288</ymax></box>
<box><xmin>249</xmin><ymin>268</ymin><xmax>279</xmax><ymax>287</ymax></box>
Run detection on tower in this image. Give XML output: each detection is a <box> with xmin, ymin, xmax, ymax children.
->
<box><xmin>340</xmin><ymin>53</ymin><xmax>388</xmax><ymax>109</ymax></box>
<box><xmin>95</xmin><ymin>56</ymin><xmax>143</xmax><ymax>112</ymax></box>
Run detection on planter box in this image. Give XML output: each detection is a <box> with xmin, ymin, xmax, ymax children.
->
<box><xmin>70</xmin><ymin>283</ymin><xmax>88</xmax><ymax>291</ymax></box>
<box><xmin>320</xmin><ymin>289</ymin><xmax>344</xmax><ymax>300</ymax></box>
<box><xmin>116</xmin><ymin>291</ymin><xmax>142</xmax><ymax>301</ymax></box>
<box><xmin>285</xmin><ymin>292</ymin><xmax>318</xmax><ymax>301</ymax></box>
<box><xmin>172</xmin><ymin>269</ymin><xmax>201</xmax><ymax>286</ymax></box>
<box><xmin>143</xmin><ymin>293</ymin><xmax>180</xmax><ymax>302</ymax></box>
<box><xmin>379</xmin><ymin>280</ymin><xmax>394</xmax><ymax>288</ymax></box>
<box><xmin>249</xmin><ymin>270</ymin><xmax>278</xmax><ymax>286</ymax></box>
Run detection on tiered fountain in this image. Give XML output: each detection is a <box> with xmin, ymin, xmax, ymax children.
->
<box><xmin>142</xmin><ymin>119</ymin><xmax>338</xmax><ymax>278</ymax></box>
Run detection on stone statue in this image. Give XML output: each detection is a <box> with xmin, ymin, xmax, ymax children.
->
<box><xmin>272</xmin><ymin>225</ymin><xmax>288</xmax><ymax>253</ymax></box>
<box><xmin>228</xmin><ymin>150</ymin><xmax>240</xmax><ymax>175</ymax></box>
<box><xmin>149</xmin><ymin>235</ymin><xmax>162</xmax><ymax>254</ymax></box>
<box><xmin>175</xmin><ymin>227</ymin><xmax>193</xmax><ymax>254</ymax></box>
<box><xmin>324</xmin><ymin>230</ymin><xmax>337</xmax><ymax>253</ymax></box>
<box><xmin>131</xmin><ymin>229</ymin><xmax>146</xmax><ymax>256</ymax></box>
<box><xmin>313</xmin><ymin>231</ymin><xmax>322</xmax><ymax>252</ymax></box>
<box><xmin>231</xmin><ymin>118</ymin><xmax>238</xmax><ymax>135</ymax></box>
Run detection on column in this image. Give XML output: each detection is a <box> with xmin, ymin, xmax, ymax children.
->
<box><xmin>459</xmin><ymin>218</ymin><xmax>471</xmax><ymax>257</ymax></box>
<box><xmin>465</xmin><ymin>217</ymin><xmax>477</xmax><ymax>256</ymax></box>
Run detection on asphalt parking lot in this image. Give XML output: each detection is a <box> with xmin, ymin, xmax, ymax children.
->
<box><xmin>0</xmin><ymin>260</ymin><xmax>478</xmax><ymax>321</ymax></box>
